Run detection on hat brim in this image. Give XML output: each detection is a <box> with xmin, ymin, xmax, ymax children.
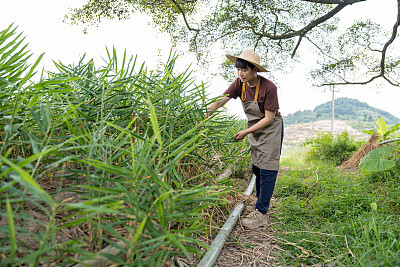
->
<box><xmin>226</xmin><ymin>54</ymin><xmax>269</xmax><ymax>72</ymax></box>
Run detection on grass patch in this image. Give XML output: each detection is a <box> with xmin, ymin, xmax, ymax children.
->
<box><xmin>274</xmin><ymin>164</ymin><xmax>400</xmax><ymax>266</ymax></box>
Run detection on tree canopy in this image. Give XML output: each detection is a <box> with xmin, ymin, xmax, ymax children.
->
<box><xmin>65</xmin><ymin>0</ymin><xmax>400</xmax><ymax>87</ymax></box>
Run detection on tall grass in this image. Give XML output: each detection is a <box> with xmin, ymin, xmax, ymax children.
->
<box><xmin>0</xmin><ymin>25</ymin><xmax>249</xmax><ymax>265</ymax></box>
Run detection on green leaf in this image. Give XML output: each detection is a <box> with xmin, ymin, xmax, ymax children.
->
<box><xmin>359</xmin><ymin>146</ymin><xmax>395</xmax><ymax>172</ymax></box>
<box><xmin>31</xmin><ymin>108</ymin><xmax>45</xmax><ymax>134</ymax></box>
<box><xmin>0</xmin><ymin>156</ymin><xmax>53</xmax><ymax>204</ymax></box>
<box><xmin>376</xmin><ymin>118</ymin><xmax>387</xmax><ymax>136</ymax></box>
<box><xmin>30</xmin><ymin>77</ymin><xmax>81</xmax><ymax>88</ymax></box>
<box><xmin>388</xmin><ymin>123</ymin><xmax>400</xmax><ymax>135</ymax></box>
<box><xmin>18</xmin><ymin>53</ymin><xmax>43</xmax><ymax>86</ymax></box>
<box><xmin>104</xmin><ymin>120</ymin><xmax>145</xmax><ymax>141</ymax></box>
<box><xmin>363</xmin><ymin>130</ymin><xmax>375</xmax><ymax>135</ymax></box>
<box><xmin>153</xmin><ymin>191</ymin><xmax>173</xmax><ymax>206</ymax></box>
<box><xmin>147</xmin><ymin>98</ymin><xmax>162</xmax><ymax>146</ymax></box>
<box><xmin>75</xmin><ymin>158</ymin><xmax>132</xmax><ymax>177</ymax></box>
<box><xmin>156</xmin><ymin>202</ymin><xmax>165</xmax><ymax>227</ymax></box>
<box><xmin>132</xmin><ymin>217</ymin><xmax>147</xmax><ymax>243</ymax></box>
<box><xmin>38</xmin><ymin>102</ymin><xmax>51</xmax><ymax>130</ymax></box>
<box><xmin>45</xmin><ymin>101</ymin><xmax>51</xmax><ymax>129</ymax></box>
<box><xmin>27</xmin><ymin>94</ymin><xmax>38</xmax><ymax>108</ymax></box>
<box><xmin>6</xmin><ymin>195</ymin><xmax>17</xmax><ymax>259</ymax></box>
<box><xmin>78</xmin><ymin>185</ymin><xmax>124</xmax><ymax>194</ymax></box>
<box><xmin>167</xmin><ymin>121</ymin><xmax>204</xmax><ymax>148</ymax></box>
<box><xmin>57</xmin><ymin>216</ymin><xmax>92</xmax><ymax>230</ymax></box>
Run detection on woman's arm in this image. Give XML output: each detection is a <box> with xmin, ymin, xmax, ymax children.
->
<box><xmin>234</xmin><ymin>110</ymin><xmax>276</xmax><ymax>141</ymax></box>
<box><xmin>206</xmin><ymin>96</ymin><xmax>231</xmax><ymax>117</ymax></box>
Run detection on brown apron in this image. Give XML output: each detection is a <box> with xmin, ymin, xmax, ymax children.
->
<box><xmin>241</xmin><ymin>76</ymin><xmax>283</xmax><ymax>171</ymax></box>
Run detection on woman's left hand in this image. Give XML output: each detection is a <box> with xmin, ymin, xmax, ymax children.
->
<box><xmin>234</xmin><ymin>130</ymin><xmax>248</xmax><ymax>141</ymax></box>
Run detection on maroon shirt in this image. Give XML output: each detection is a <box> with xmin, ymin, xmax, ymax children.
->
<box><xmin>223</xmin><ymin>76</ymin><xmax>281</xmax><ymax>117</ymax></box>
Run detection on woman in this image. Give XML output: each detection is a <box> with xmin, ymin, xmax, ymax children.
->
<box><xmin>207</xmin><ymin>49</ymin><xmax>284</xmax><ymax>228</ymax></box>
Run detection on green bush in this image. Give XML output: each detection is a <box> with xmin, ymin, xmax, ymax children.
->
<box><xmin>303</xmin><ymin>130</ymin><xmax>361</xmax><ymax>166</ymax></box>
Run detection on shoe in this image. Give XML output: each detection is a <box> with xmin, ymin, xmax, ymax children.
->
<box><xmin>241</xmin><ymin>210</ymin><xmax>269</xmax><ymax>228</ymax></box>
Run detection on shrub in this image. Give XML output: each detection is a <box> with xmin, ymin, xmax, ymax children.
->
<box><xmin>303</xmin><ymin>130</ymin><xmax>361</xmax><ymax>165</ymax></box>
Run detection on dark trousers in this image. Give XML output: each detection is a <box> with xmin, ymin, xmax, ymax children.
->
<box><xmin>253</xmin><ymin>165</ymin><xmax>278</xmax><ymax>214</ymax></box>
<box><xmin>253</xmin><ymin>123</ymin><xmax>284</xmax><ymax>214</ymax></box>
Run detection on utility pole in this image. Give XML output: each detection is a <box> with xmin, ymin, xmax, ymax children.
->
<box><xmin>330</xmin><ymin>86</ymin><xmax>340</xmax><ymax>133</ymax></box>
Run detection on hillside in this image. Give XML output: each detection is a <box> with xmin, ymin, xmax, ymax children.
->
<box><xmin>284</xmin><ymin>97</ymin><xmax>400</xmax><ymax>126</ymax></box>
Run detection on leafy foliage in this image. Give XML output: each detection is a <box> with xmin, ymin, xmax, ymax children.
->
<box><xmin>0</xmin><ymin>25</ymin><xmax>249</xmax><ymax>266</ymax></box>
<box><xmin>364</xmin><ymin>158</ymin><xmax>400</xmax><ymax>185</ymax></box>
<box><xmin>303</xmin><ymin>130</ymin><xmax>361</xmax><ymax>166</ymax></box>
<box><xmin>364</xmin><ymin>117</ymin><xmax>400</xmax><ymax>139</ymax></box>
<box><xmin>64</xmin><ymin>0</ymin><xmax>400</xmax><ymax>87</ymax></box>
<box><xmin>359</xmin><ymin>117</ymin><xmax>400</xmax><ymax>172</ymax></box>
<box><xmin>359</xmin><ymin>146</ymin><xmax>396</xmax><ymax>172</ymax></box>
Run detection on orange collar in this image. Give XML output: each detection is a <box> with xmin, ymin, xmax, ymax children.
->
<box><xmin>241</xmin><ymin>76</ymin><xmax>261</xmax><ymax>101</ymax></box>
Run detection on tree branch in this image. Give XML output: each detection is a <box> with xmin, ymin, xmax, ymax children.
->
<box><xmin>379</xmin><ymin>0</ymin><xmax>400</xmax><ymax>76</ymax></box>
<box><xmin>302</xmin><ymin>0</ymin><xmax>366</xmax><ymax>4</ymax></box>
<box><xmin>291</xmin><ymin>35</ymin><xmax>304</xmax><ymax>58</ymax></box>
<box><xmin>318</xmin><ymin>75</ymin><xmax>380</xmax><ymax>86</ymax></box>
<box><xmin>379</xmin><ymin>137</ymin><xmax>400</xmax><ymax>145</ymax></box>
<box><xmin>170</xmin><ymin>0</ymin><xmax>200</xmax><ymax>32</ymax></box>
<box><xmin>259</xmin><ymin>4</ymin><xmax>347</xmax><ymax>39</ymax></box>
<box><xmin>304</xmin><ymin>36</ymin><xmax>338</xmax><ymax>61</ymax></box>
<box><xmin>319</xmin><ymin>0</ymin><xmax>400</xmax><ymax>87</ymax></box>
<box><xmin>318</xmin><ymin>74</ymin><xmax>400</xmax><ymax>87</ymax></box>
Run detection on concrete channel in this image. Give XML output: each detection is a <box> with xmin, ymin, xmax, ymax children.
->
<box><xmin>197</xmin><ymin>173</ymin><xmax>256</xmax><ymax>267</ymax></box>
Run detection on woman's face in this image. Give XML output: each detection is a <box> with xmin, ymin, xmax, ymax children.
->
<box><xmin>237</xmin><ymin>65</ymin><xmax>256</xmax><ymax>84</ymax></box>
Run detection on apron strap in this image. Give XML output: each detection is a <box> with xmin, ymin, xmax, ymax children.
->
<box><xmin>241</xmin><ymin>76</ymin><xmax>261</xmax><ymax>102</ymax></box>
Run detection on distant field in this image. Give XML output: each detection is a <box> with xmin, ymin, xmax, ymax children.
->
<box><xmin>281</xmin><ymin>119</ymin><xmax>369</xmax><ymax>156</ymax></box>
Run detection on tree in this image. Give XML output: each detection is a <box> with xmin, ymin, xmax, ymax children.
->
<box><xmin>65</xmin><ymin>0</ymin><xmax>400</xmax><ymax>87</ymax></box>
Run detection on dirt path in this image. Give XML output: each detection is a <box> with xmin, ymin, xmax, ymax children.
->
<box><xmin>209</xmin><ymin>167</ymin><xmax>296</xmax><ymax>266</ymax></box>
<box><xmin>213</xmin><ymin>198</ymin><xmax>281</xmax><ymax>266</ymax></box>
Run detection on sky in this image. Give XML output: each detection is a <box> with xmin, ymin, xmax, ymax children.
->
<box><xmin>1</xmin><ymin>0</ymin><xmax>399</xmax><ymax>121</ymax></box>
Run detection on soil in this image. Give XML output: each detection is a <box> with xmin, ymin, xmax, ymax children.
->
<box><xmin>212</xmin><ymin>198</ymin><xmax>281</xmax><ymax>266</ymax></box>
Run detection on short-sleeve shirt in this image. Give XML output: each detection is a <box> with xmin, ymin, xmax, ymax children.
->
<box><xmin>223</xmin><ymin>76</ymin><xmax>281</xmax><ymax>117</ymax></box>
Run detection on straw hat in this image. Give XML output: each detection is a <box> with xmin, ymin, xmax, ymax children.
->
<box><xmin>226</xmin><ymin>49</ymin><xmax>268</xmax><ymax>72</ymax></box>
